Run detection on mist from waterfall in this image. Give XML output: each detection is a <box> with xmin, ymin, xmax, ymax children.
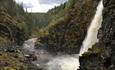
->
<box><xmin>79</xmin><ymin>0</ymin><xmax>104</xmax><ymax>56</ymax></box>
<box><xmin>22</xmin><ymin>0</ymin><xmax>104</xmax><ymax>70</ymax></box>
<box><xmin>44</xmin><ymin>55</ymin><xmax>79</xmax><ymax>70</ymax></box>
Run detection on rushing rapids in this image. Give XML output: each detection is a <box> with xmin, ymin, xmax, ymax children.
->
<box><xmin>23</xmin><ymin>38</ymin><xmax>54</xmax><ymax>68</ymax></box>
<box><xmin>23</xmin><ymin>38</ymin><xmax>79</xmax><ymax>70</ymax></box>
<box><xmin>23</xmin><ymin>0</ymin><xmax>104</xmax><ymax>70</ymax></box>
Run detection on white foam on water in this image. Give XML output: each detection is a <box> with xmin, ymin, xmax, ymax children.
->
<box><xmin>44</xmin><ymin>55</ymin><xmax>79</xmax><ymax>70</ymax></box>
<box><xmin>23</xmin><ymin>38</ymin><xmax>38</xmax><ymax>52</ymax></box>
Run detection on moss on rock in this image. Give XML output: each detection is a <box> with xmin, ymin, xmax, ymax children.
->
<box><xmin>0</xmin><ymin>51</ymin><xmax>28</xmax><ymax>70</ymax></box>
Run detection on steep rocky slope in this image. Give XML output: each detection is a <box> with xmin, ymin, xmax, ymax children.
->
<box><xmin>37</xmin><ymin>0</ymin><xmax>101</xmax><ymax>54</ymax></box>
<box><xmin>79</xmin><ymin>0</ymin><xmax>115</xmax><ymax>70</ymax></box>
<box><xmin>0</xmin><ymin>0</ymin><xmax>50</xmax><ymax>69</ymax></box>
<box><xmin>0</xmin><ymin>8</ymin><xmax>27</xmax><ymax>45</ymax></box>
<box><xmin>0</xmin><ymin>9</ymin><xmax>28</xmax><ymax>70</ymax></box>
<box><xmin>0</xmin><ymin>1</ymin><xmax>30</xmax><ymax>70</ymax></box>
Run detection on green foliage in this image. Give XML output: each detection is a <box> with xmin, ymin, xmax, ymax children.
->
<box><xmin>0</xmin><ymin>0</ymin><xmax>26</xmax><ymax>26</ymax></box>
<box><xmin>0</xmin><ymin>7</ymin><xmax>28</xmax><ymax>45</ymax></box>
<box><xmin>0</xmin><ymin>0</ymin><xmax>25</xmax><ymax>17</ymax></box>
<box><xmin>47</xmin><ymin>3</ymin><xmax>66</xmax><ymax>26</ymax></box>
<box><xmin>25</xmin><ymin>13</ymin><xmax>50</xmax><ymax>36</ymax></box>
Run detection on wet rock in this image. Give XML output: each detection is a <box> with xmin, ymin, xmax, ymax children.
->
<box><xmin>79</xmin><ymin>0</ymin><xmax>115</xmax><ymax>70</ymax></box>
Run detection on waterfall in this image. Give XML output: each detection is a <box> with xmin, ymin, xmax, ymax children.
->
<box><xmin>46</xmin><ymin>0</ymin><xmax>104</xmax><ymax>70</ymax></box>
<box><xmin>79</xmin><ymin>0</ymin><xmax>104</xmax><ymax>56</ymax></box>
<box><xmin>22</xmin><ymin>0</ymin><xmax>104</xmax><ymax>70</ymax></box>
<box><xmin>41</xmin><ymin>0</ymin><xmax>104</xmax><ymax>70</ymax></box>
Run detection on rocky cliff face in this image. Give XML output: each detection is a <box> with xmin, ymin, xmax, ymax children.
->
<box><xmin>37</xmin><ymin>0</ymin><xmax>101</xmax><ymax>54</ymax></box>
<box><xmin>79</xmin><ymin>0</ymin><xmax>115</xmax><ymax>70</ymax></box>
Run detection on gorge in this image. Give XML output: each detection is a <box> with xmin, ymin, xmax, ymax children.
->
<box><xmin>23</xmin><ymin>0</ymin><xmax>104</xmax><ymax>70</ymax></box>
<box><xmin>0</xmin><ymin>0</ymin><xmax>115</xmax><ymax>70</ymax></box>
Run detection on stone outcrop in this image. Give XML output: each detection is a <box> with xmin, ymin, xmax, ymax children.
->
<box><xmin>79</xmin><ymin>0</ymin><xmax>115</xmax><ymax>70</ymax></box>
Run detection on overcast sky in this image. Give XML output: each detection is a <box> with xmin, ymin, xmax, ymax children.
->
<box><xmin>15</xmin><ymin>0</ymin><xmax>67</xmax><ymax>13</ymax></box>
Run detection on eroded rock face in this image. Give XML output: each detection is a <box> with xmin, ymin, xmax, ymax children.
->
<box><xmin>102</xmin><ymin>0</ymin><xmax>115</xmax><ymax>69</ymax></box>
<box><xmin>79</xmin><ymin>0</ymin><xmax>115</xmax><ymax>70</ymax></box>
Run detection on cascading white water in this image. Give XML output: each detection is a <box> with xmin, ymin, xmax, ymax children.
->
<box><xmin>23</xmin><ymin>38</ymin><xmax>54</xmax><ymax>68</ymax></box>
<box><xmin>23</xmin><ymin>38</ymin><xmax>38</xmax><ymax>52</ymax></box>
<box><xmin>79</xmin><ymin>0</ymin><xmax>104</xmax><ymax>56</ymax></box>
<box><xmin>23</xmin><ymin>0</ymin><xmax>104</xmax><ymax>70</ymax></box>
